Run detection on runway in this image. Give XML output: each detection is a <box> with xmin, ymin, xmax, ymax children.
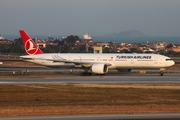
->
<box><xmin>1</xmin><ymin>113</ymin><xmax>180</xmax><ymax>120</ymax></box>
<box><xmin>0</xmin><ymin>74</ymin><xmax>180</xmax><ymax>84</ymax></box>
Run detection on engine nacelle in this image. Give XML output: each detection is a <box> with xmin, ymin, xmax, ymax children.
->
<box><xmin>116</xmin><ymin>69</ymin><xmax>132</xmax><ymax>72</ymax></box>
<box><xmin>91</xmin><ymin>63</ymin><xmax>108</xmax><ymax>74</ymax></box>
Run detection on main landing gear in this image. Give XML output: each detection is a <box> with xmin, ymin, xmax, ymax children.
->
<box><xmin>80</xmin><ymin>68</ymin><xmax>92</xmax><ymax>76</ymax></box>
<box><xmin>80</xmin><ymin>72</ymin><xmax>92</xmax><ymax>76</ymax></box>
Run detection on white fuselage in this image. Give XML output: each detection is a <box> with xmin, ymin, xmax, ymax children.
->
<box><xmin>20</xmin><ymin>53</ymin><xmax>175</xmax><ymax>69</ymax></box>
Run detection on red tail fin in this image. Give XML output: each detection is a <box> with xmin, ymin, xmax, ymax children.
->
<box><xmin>19</xmin><ymin>30</ymin><xmax>43</xmax><ymax>55</ymax></box>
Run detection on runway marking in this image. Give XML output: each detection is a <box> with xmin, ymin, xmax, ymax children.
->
<box><xmin>0</xmin><ymin>82</ymin><xmax>15</xmax><ymax>84</ymax></box>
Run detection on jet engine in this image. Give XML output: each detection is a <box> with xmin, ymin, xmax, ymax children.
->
<box><xmin>91</xmin><ymin>63</ymin><xmax>108</xmax><ymax>74</ymax></box>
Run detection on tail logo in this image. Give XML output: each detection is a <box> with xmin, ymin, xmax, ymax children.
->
<box><xmin>25</xmin><ymin>39</ymin><xmax>38</xmax><ymax>55</ymax></box>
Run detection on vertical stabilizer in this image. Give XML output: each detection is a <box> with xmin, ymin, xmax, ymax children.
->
<box><xmin>19</xmin><ymin>30</ymin><xmax>43</xmax><ymax>55</ymax></box>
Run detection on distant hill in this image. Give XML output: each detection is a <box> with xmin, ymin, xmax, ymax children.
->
<box><xmin>112</xmin><ymin>30</ymin><xmax>147</xmax><ymax>37</ymax></box>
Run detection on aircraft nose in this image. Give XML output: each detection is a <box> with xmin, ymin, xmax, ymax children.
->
<box><xmin>165</xmin><ymin>59</ymin><xmax>175</xmax><ymax>67</ymax></box>
<box><xmin>172</xmin><ymin>60</ymin><xmax>175</xmax><ymax>66</ymax></box>
<box><xmin>169</xmin><ymin>60</ymin><xmax>175</xmax><ymax>66</ymax></box>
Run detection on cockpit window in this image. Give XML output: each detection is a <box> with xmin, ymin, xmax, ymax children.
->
<box><xmin>166</xmin><ymin>59</ymin><xmax>173</xmax><ymax>61</ymax></box>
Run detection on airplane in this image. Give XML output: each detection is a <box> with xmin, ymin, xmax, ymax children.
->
<box><xmin>19</xmin><ymin>30</ymin><xmax>175</xmax><ymax>76</ymax></box>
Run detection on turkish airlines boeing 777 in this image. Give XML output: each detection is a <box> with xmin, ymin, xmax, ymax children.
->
<box><xmin>19</xmin><ymin>30</ymin><xmax>175</xmax><ymax>76</ymax></box>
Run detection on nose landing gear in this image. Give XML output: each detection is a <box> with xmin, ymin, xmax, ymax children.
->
<box><xmin>159</xmin><ymin>71</ymin><xmax>163</xmax><ymax>76</ymax></box>
<box><xmin>159</xmin><ymin>68</ymin><xmax>165</xmax><ymax>76</ymax></box>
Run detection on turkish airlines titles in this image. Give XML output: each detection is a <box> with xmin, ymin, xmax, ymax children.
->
<box><xmin>116</xmin><ymin>55</ymin><xmax>152</xmax><ymax>59</ymax></box>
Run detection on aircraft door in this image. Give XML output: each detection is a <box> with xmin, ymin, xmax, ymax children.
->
<box><xmin>154</xmin><ymin>57</ymin><xmax>158</xmax><ymax>64</ymax></box>
<box><xmin>159</xmin><ymin>58</ymin><xmax>163</xmax><ymax>65</ymax></box>
<box><xmin>68</xmin><ymin>57</ymin><xmax>72</xmax><ymax>61</ymax></box>
<box><xmin>79</xmin><ymin>56</ymin><xmax>82</xmax><ymax>62</ymax></box>
<box><xmin>131</xmin><ymin>59</ymin><xmax>134</xmax><ymax>64</ymax></box>
<box><xmin>97</xmin><ymin>57</ymin><xmax>100</xmax><ymax>62</ymax></box>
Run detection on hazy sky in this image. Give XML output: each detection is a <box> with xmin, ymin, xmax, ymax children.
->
<box><xmin>1</xmin><ymin>0</ymin><xmax>180</xmax><ymax>36</ymax></box>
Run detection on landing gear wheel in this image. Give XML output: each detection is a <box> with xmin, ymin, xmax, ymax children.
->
<box><xmin>80</xmin><ymin>72</ymin><xmax>84</xmax><ymax>76</ymax></box>
<box><xmin>159</xmin><ymin>71</ymin><xmax>163</xmax><ymax>76</ymax></box>
<box><xmin>80</xmin><ymin>72</ymin><xmax>92</xmax><ymax>76</ymax></box>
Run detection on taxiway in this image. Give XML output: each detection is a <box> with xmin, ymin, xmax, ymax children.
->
<box><xmin>0</xmin><ymin>74</ymin><xmax>180</xmax><ymax>84</ymax></box>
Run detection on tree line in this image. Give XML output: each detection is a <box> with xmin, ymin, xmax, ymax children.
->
<box><xmin>0</xmin><ymin>35</ymin><xmax>180</xmax><ymax>57</ymax></box>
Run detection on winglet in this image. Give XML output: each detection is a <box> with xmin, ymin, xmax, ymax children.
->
<box><xmin>19</xmin><ymin>30</ymin><xmax>43</xmax><ymax>55</ymax></box>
